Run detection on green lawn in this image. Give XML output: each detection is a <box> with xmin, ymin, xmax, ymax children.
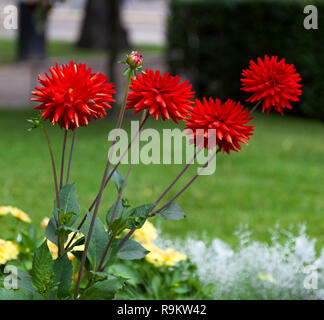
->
<box><xmin>0</xmin><ymin>109</ymin><xmax>324</xmax><ymax>248</ymax></box>
<box><xmin>0</xmin><ymin>39</ymin><xmax>164</xmax><ymax>64</ymax></box>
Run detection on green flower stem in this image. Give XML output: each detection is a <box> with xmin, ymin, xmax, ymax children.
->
<box><xmin>148</xmin><ymin>146</ymin><xmax>203</xmax><ymax>217</ymax></box>
<box><xmin>65</xmin><ymin>111</ymin><xmax>149</xmax><ymax>252</ymax></box>
<box><xmin>40</xmin><ymin>124</ymin><xmax>63</xmax><ymax>256</ymax></box>
<box><xmin>60</xmin><ymin>130</ymin><xmax>68</xmax><ymax>190</ymax></box>
<box><xmin>250</xmin><ymin>100</ymin><xmax>262</xmax><ymax>114</ymax></box>
<box><xmin>118</xmin><ymin>228</ymin><xmax>134</xmax><ymax>250</ymax></box>
<box><xmin>149</xmin><ymin>146</ymin><xmax>221</xmax><ymax>217</ymax></box>
<box><xmin>96</xmin><ymin>163</ymin><xmax>134</xmax><ymax>274</ymax></box>
<box><xmin>66</xmin><ymin>128</ymin><xmax>77</xmax><ymax>185</ymax></box>
<box><xmin>74</xmin><ymin>70</ymin><xmax>133</xmax><ymax>299</ymax></box>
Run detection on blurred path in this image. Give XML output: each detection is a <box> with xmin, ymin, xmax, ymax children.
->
<box><xmin>0</xmin><ymin>0</ymin><xmax>168</xmax><ymax>108</ymax></box>
<box><xmin>48</xmin><ymin>0</ymin><xmax>167</xmax><ymax>45</ymax></box>
<box><xmin>0</xmin><ymin>0</ymin><xmax>167</xmax><ymax>45</ymax></box>
<box><xmin>0</xmin><ymin>54</ymin><xmax>166</xmax><ymax>109</ymax></box>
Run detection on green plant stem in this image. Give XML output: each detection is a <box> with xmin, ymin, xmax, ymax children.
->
<box><xmin>60</xmin><ymin>130</ymin><xmax>68</xmax><ymax>190</ymax></box>
<box><xmin>66</xmin><ymin>128</ymin><xmax>77</xmax><ymax>185</ymax></box>
<box><xmin>74</xmin><ymin>71</ymin><xmax>133</xmax><ymax>299</ymax></box>
<box><xmin>96</xmin><ymin>163</ymin><xmax>134</xmax><ymax>274</ymax></box>
<box><xmin>148</xmin><ymin>147</ymin><xmax>203</xmax><ymax>216</ymax></box>
<box><xmin>149</xmin><ymin>146</ymin><xmax>221</xmax><ymax>217</ymax></box>
<box><xmin>40</xmin><ymin>124</ymin><xmax>63</xmax><ymax>256</ymax></box>
<box><xmin>250</xmin><ymin>100</ymin><xmax>262</xmax><ymax>114</ymax></box>
<box><xmin>65</xmin><ymin>112</ymin><xmax>149</xmax><ymax>252</ymax></box>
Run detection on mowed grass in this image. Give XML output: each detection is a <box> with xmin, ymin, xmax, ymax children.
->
<box><xmin>0</xmin><ymin>109</ymin><xmax>323</xmax><ymax>248</ymax></box>
<box><xmin>0</xmin><ymin>39</ymin><xmax>164</xmax><ymax>64</ymax></box>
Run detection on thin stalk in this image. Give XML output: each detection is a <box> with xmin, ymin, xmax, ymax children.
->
<box><xmin>250</xmin><ymin>100</ymin><xmax>262</xmax><ymax>114</ymax></box>
<box><xmin>60</xmin><ymin>130</ymin><xmax>68</xmax><ymax>190</ymax></box>
<box><xmin>148</xmin><ymin>147</ymin><xmax>203</xmax><ymax>216</ymax></box>
<box><xmin>65</xmin><ymin>112</ymin><xmax>149</xmax><ymax>251</ymax></box>
<box><xmin>149</xmin><ymin>147</ymin><xmax>221</xmax><ymax>217</ymax></box>
<box><xmin>66</xmin><ymin>128</ymin><xmax>77</xmax><ymax>185</ymax></box>
<box><xmin>41</xmin><ymin>125</ymin><xmax>62</xmax><ymax>256</ymax></box>
<box><xmin>96</xmin><ymin>163</ymin><xmax>133</xmax><ymax>274</ymax></box>
<box><xmin>118</xmin><ymin>229</ymin><xmax>135</xmax><ymax>250</ymax></box>
<box><xmin>74</xmin><ymin>71</ymin><xmax>133</xmax><ymax>299</ymax></box>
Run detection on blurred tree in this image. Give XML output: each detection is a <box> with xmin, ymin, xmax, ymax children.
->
<box><xmin>18</xmin><ymin>1</ymin><xmax>60</xmax><ymax>61</ymax></box>
<box><xmin>77</xmin><ymin>0</ymin><xmax>129</xmax><ymax>50</ymax></box>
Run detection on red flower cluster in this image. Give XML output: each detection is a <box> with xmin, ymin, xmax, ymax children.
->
<box><xmin>185</xmin><ymin>98</ymin><xmax>254</xmax><ymax>154</ymax></box>
<box><xmin>31</xmin><ymin>61</ymin><xmax>115</xmax><ymax>130</ymax></box>
<box><xmin>126</xmin><ymin>69</ymin><xmax>195</xmax><ymax>123</ymax></box>
<box><xmin>241</xmin><ymin>55</ymin><xmax>302</xmax><ymax>114</ymax></box>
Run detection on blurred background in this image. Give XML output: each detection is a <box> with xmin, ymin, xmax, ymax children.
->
<box><xmin>0</xmin><ymin>0</ymin><xmax>323</xmax><ymax>249</ymax></box>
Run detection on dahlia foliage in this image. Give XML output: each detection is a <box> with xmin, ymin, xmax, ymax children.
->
<box><xmin>2</xmin><ymin>53</ymin><xmax>301</xmax><ymax>300</ymax></box>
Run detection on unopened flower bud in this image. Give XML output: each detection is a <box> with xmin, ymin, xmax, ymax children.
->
<box><xmin>127</xmin><ymin>51</ymin><xmax>143</xmax><ymax>68</ymax></box>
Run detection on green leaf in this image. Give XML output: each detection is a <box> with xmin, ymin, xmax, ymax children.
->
<box><xmin>45</xmin><ymin>217</ymin><xmax>59</xmax><ymax>244</ymax></box>
<box><xmin>0</xmin><ymin>288</ymin><xmax>28</xmax><ymax>300</ymax></box>
<box><xmin>106</xmin><ymin>199</ymin><xmax>124</xmax><ymax>227</ymax></box>
<box><xmin>151</xmin><ymin>275</ymin><xmax>162</xmax><ymax>297</ymax></box>
<box><xmin>108</xmin><ymin>264</ymin><xmax>142</xmax><ymax>286</ymax></box>
<box><xmin>32</xmin><ymin>241</ymin><xmax>55</xmax><ymax>297</ymax></box>
<box><xmin>122</xmin><ymin>68</ymin><xmax>131</xmax><ymax>77</ymax></box>
<box><xmin>17</xmin><ymin>270</ymin><xmax>35</xmax><ymax>298</ymax></box>
<box><xmin>117</xmin><ymin>239</ymin><xmax>149</xmax><ymax>260</ymax></box>
<box><xmin>110</xmin><ymin>169</ymin><xmax>125</xmax><ymax>192</ymax></box>
<box><xmin>53</xmin><ymin>254</ymin><xmax>73</xmax><ymax>299</ymax></box>
<box><xmin>82</xmin><ymin>211</ymin><xmax>117</xmax><ymax>270</ymax></box>
<box><xmin>79</xmin><ymin>278</ymin><xmax>124</xmax><ymax>300</ymax></box>
<box><xmin>157</xmin><ymin>203</ymin><xmax>186</xmax><ymax>220</ymax></box>
<box><xmin>58</xmin><ymin>183</ymin><xmax>80</xmax><ymax>226</ymax></box>
<box><xmin>125</xmin><ymin>203</ymin><xmax>154</xmax><ymax>229</ymax></box>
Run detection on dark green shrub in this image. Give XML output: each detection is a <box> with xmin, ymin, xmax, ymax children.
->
<box><xmin>167</xmin><ymin>0</ymin><xmax>324</xmax><ymax>119</ymax></box>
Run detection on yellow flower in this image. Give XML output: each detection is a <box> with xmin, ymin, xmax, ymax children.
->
<box><xmin>40</xmin><ymin>217</ymin><xmax>50</xmax><ymax>228</ymax></box>
<box><xmin>144</xmin><ymin>243</ymin><xmax>187</xmax><ymax>267</ymax></box>
<box><xmin>0</xmin><ymin>206</ymin><xmax>31</xmax><ymax>223</ymax></box>
<box><xmin>133</xmin><ymin>221</ymin><xmax>158</xmax><ymax>244</ymax></box>
<box><xmin>0</xmin><ymin>239</ymin><xmax>19</xmax><ymax>265</ymax></box>
<box><xmin>256</xmin><ymin>273</ymin><xmax>277</xmax><ymax>284</ymax></box>
<box><xmin>47</xmin><ymin>233</ymin><xmax>84</xmax><ymax>260</ymax></box>
<box><xmin>144</xmin><ymin>188</ymin><xmax>153</xmax><ymax>197</ymax></box>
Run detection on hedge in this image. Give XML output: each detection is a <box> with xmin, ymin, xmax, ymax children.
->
<box><xmin>167</xmin><ymin>0</ymin><xmax>324</xmax><ymax>120</ymax></box>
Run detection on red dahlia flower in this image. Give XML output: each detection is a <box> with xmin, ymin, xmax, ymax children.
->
<box><xmin>31</xmin><ymin>61</ymin><xmax>115</xmax><ymax>130</ymax></box>
<box><xmin>241</xmin><ymin>55</ymin><xmax>302</xmax><ymax>114</ymax></box>
<box><xmin>185</xmin><ymin>98</ymin><xmax>254</xmax><ymax>154</ymax></box>
<box><xmin>126</xmin><ymin>69</ymin><xmax>195</xmax><ymax>123</ymax></box>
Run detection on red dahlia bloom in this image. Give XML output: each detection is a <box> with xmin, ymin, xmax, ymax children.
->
<box><xmin>185</xmin><ymin>98</ymin><xmax>254</xmax><ymax>154</ymax></box>
<box><xmin>241</xmin><ymin>55</ymin><xmax>302</xmax><ymax>114</ymax></box>
<box><xmin>126</xmin><ymin>69</ymin><xmax>195</xmax><ymax>123</ymax></box>
<box><xmin>31</xmin><ymin>61</ymin><xmax>115</xmax><ymax>130</ymax></box>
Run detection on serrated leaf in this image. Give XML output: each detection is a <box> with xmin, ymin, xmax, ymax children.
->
<box><xmin>117</xmin><ymin>239</ymin><xmax>149</xmax><ymax>260</ymax></box>
<box><xmin>17</xmin><ymin>270</ymin><xmax>35</xmax><ymax>298</ymax></box>
<box><xmin>108</xmin><ymin>264</ymin><xmax>142</xmax><ymax>286</ymax></box>
<box><xmin>79</xmin><ymin>278</ymin><xmax>124</xmax><ymax>300</ymax></box>
<box><xmin>0</xmin><ymin>288</ymin><xmax>28</xmax><ymax>300</ymax></box>
<box><xmin>32</xmin><ymin>241</ymin><xmax>55</xmax><ymax>297</ymax></box>
<box><xmin>125</xmin><ymin>204</ymin><xmax>153</xmax><ymax>229</ymax></box>
<box><xmin>106</xmin><ymin>199</ymin><xmax>124</xmax><ymax>227</ymax></box>
<box><xmin>53</xmin><ymin>254</ymin><xmax>73</xmax><ymax>299</ymax></box>
<box><xmin>157</xmin><ymin>203</ymin><xmax>186</xmax><ymax>220</ymax></box>
<box><xmin>110</xmin><ymin>169</ymin><xmax>125</xmax><ymax>192</ymax></box>
<box><xmin>82</xmin><ymin>212</ymin><xmax>117</xmax><ymax>270</ymax></box>
<box><xmin>45</xmin><ymin>217</ymin><xmax>58</xmax><ymax>244</ymax></box>
<box><xmin>59</xmin><ymin>184</ymin><xmax>80</xmax><ymax>214</ymax></box>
